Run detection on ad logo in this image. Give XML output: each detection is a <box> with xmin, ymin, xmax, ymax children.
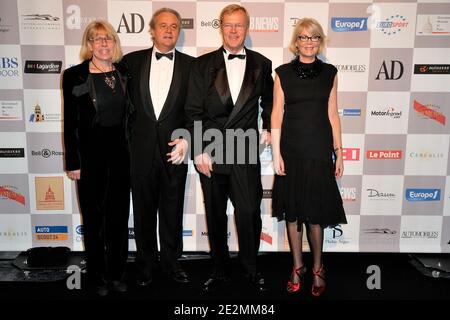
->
<box><xmin>405</xmin><ymin>189</ymin><xmax>440</xmax><ymax>201</ymax></box>
<box><xmin>331</xmin><ymin>17</ymin><xmax>368</xmax><ymax>32</ymax></box>
<box><xmin>376</xmin><ymin>60</ymin><xmax>403</xmax><ymax>80</ymax></box>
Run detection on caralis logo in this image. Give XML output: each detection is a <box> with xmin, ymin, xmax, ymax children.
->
<box><xmin>331</xmin><ymin>18</ymin><xmax>368</xmax><ymax>32</ymax></box>
<box><xmin>406</xmin><ymin>189</ymin><xmax>440</xmax><ymax>201</ymax></box>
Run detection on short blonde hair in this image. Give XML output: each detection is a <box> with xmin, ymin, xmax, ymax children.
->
<box><xmin>79</xmin><ymin>19</ymin><xmax>123</xmax><ymax>63</ymax></box>
<box><xmin>219</xmin><ymin>4</ymin><xmax>250</xmax><ymax>27</ymax></box>
<box><xmin>289</xmin><ymin>18</ymin><xmax>326</xmax><ymax>56</ymax></box>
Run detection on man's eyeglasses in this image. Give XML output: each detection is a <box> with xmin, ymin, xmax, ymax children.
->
<box><xmin>89</xmin><ymin>35</ymin><xmax>115</xmax><ymax>44</ymax></box>
<box><xmin>297</xmin><ymin>35</ymin><xmax>321</xmax><ymax>42</ymax></box>
<box><xmin>222</xmin><ymin>23</ymin><xmax>246</xmax><ymax>31</ymax></box>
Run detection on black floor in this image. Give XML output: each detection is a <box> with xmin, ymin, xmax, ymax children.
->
<box><xmin>0</xmin><ymin>252</ymin><xmax>449</xmax><ymax>316</ymax></box>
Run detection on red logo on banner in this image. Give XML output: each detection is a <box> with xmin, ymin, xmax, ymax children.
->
<box><xmin>366</xmin><ymin>150</ymin><xmax>402</xmax><ymax>159</ymax></box>
<box><xmin>414</xmin><ymin>100</ymin><xmax>446</xmax><ymax>125</ymax></box>
<box><xmin>260</xmin><ymin>231</ymin><xmax>272</xmax><ymax>245</ymax></box>
<box><xmin>342</xmin><ymin>148</ymin><xmax>360</xmax><ymax>161</ymax></box>
<box><xmin>0</xmin><ymin>186</ymin><xmax>25</xmax><ymax>205</ymax></box>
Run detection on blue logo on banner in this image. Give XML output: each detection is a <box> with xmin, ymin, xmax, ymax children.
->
<box><xmin>35</xmin><ymin>226</ymin><xmax>68</xmax><ymax>233</ymax></box>
<box><xmin>343</xmin><ymin>109</ymin><xmax>361</xmax><ymax>116</ymax></box>
<box><xmin>183</xmin><ymin>230</ymin><xmax>193</xmax><ymax>237</ymax></box>
<box><xmin>405</xmin><ymin>189</ymin><xmax>441</xmax><ymax>201</ymax></box>
<box><xmin>332</xmin><ymin>18</ymin><xmax>368</xmax><ymax>32</ymax></box>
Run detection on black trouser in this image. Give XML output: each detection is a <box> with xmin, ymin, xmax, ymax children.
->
<box><xmin>132</xmin><ymin>141</ymin><xmax>187</xmax><ymax>278</ymax></box>
<box><xmin>77</xmin><ymin>125</ymin><xmax>130</xmax><ymax>284</ymax></box>
<box><xmin>199</xmin><ymin>165</ymin><xmax>262</xmax><ymax>277</ymax></box>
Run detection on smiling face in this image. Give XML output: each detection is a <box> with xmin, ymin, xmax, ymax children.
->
<box><xmin>296</xmin><ymin>29</ymin><xmax>321</xmax><ymax>63</ymax></box>
<box><xmin>88</xmin><ymin>28</ymin><xmax>116</xmax><ymax>63</ymax></box>
<box><xmin>151</xmin><ymin>11</ymin><xmax>180</xmax><ymax>53</ymax></box>
<box><xmin>220</xmin><ymin>10</ymin><xmax>248</xmax><ymax>54</ymax></box>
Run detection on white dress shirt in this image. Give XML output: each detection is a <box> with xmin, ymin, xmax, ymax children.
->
<box><xmin>149</xmin><ymin>48</ymin><xmax>175</xmax><ymax>119</ymax></box>
<box><xmin>223</xmin><ymin>48</ymin><xmax>246</xmax><ymax>105</ymax></box>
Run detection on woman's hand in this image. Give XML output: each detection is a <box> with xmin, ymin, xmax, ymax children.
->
<box><xmin>273</xmin><ymin>153</ymin><xmax>286</xmax><ymax>176</ymax></box>
<box><xmin>66</xmin><ymin>170</ymin><xmax>80</xmax><ymax>180</ymax></box>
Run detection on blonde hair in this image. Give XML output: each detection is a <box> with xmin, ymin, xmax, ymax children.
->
<box><xmin>79</xmin><ymin>19</ymin><xmax>123</xmax><ymax>63</ymax></box>
<box><xmin>219</xmin><ymin>4</ymin><xmax>250</xmax><ymax>27</ymax></box>
<box><xmin>289</xmin><ymin>18</ymin><xmax>326</xmax><ymax>56</ymax></box>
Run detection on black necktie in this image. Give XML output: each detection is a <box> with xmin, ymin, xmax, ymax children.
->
<box><xmin>155</xmin><ymin>52</ymin><xmax>173</xmax><ymax>60</ymax></box>
<box><xmin>228</xmin><ymin>53</ymin><xmax>246</xmax><ymax>60</ymax></box>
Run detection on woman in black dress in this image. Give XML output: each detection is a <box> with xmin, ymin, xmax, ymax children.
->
<box><xmin>63</xmin><ymin>20</ymin><xmax>131</xmax><ymax>296</ymax></box>
<box><xmin>271</xmin><ymin>18</ymin><xmax>347</xmax><ymax>296</ymax></box>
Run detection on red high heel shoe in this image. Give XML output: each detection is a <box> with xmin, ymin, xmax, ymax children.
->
<box><xmin>311</xmin><ymin>265</ymin><xmax>326</xmax><ymax>297</ymax></box>
<box><xmin>286</xmin><ymin>265</ymin><xmax>306</xmax><ymax>293</ymax></box>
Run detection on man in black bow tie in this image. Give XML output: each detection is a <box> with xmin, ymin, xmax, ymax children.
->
<box><xmin>185</xmin><ymin>4</ymin><xmax>273</xmax><ymax>293</ymax></box>
<box><xmin>123</xmin><ymin>8</ymin><xmax>194</xmax><ymax>287</ymax></box>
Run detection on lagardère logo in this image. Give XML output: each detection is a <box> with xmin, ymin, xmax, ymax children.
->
<box><xmin>366</xmin><ymin>150</ymin><xmax>402</xmax><ymax>160</ymax></box>
<box><xmin>249</xmin><ymin>17</ymin><xmax>279</xmax><ymax>32</ymax></box>
<box><xmin>406</xmin><ymin>189</ymin><xmax>440</xmax><ymax>201</ymax></box>
<box><xmin>331</xmin><ymin>17</ymin><xmax>368</xmax><ymax>32</ymax></box>
<box><xmin>24</xmin><ymin>60</ymin><xmax>62</xmax><ymax>74</ymax></box>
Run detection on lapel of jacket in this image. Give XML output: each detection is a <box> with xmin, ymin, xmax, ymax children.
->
<box><xmin>213</xmin><ymin>47</ymin><xmax>233</xmax><ymax>109</ymax></box>
<box><xmin>114</xmin><ymin>61</ymin><xmax>128</xmax><ymax>94</ymax></box>
<box><xmin>158</xmin><ymin>49</ymin><xmax>182</xmax><ymax>121</ymax></box>
<box><xmin>139</xmin><ymin>47</ymin><xmax>157</xmax><ymax>120</ymax></box>
<box><xmin>224</xmin><ymin>48</ymin><xmax>260</xmax><ymax>128</ymax></box>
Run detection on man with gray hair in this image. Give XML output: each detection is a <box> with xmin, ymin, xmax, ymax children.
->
<box><xmin>123</xmin><ymin>7</ymin><xmax>194</xmax><ymax>287</ymax></box>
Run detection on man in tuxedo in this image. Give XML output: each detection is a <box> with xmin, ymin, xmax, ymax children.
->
<box><xmin>185</xmin><ymin>4</ymin><xmax>273</xmax><ymax>293</ymax></box>
<box><xmin>123</xmin><ymin>7</ymin><xmax>193</xmax><ymax>286</ymax></box>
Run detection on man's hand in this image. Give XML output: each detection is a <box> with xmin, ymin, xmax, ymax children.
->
<box><xmin>167</xmin><ymin>138</ymin><xmax>188</xmax><ymax>165</ymax></box>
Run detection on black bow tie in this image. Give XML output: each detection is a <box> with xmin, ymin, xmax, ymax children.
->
<box><xmin>228</xmin><ymin>53</ymin><xmax>246</xmax><ymax>60</ymax></box>
<box><xmin>155</xmin><ymin>52</ymin><xmax>173</xmax><ymax>60</ymax></box>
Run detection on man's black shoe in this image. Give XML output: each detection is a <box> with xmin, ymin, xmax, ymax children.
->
<box><xmin>171</xmin><ymin>268</ymin><xmax>190</xmax><ymax>283</ymax></box>
<box><xmin>248</xmin><ymin>273</ymin><xmax>267</xmax><ymax>293</ymax></box>
<box><xmin>136</xmin><ymin>275</ymin><xmax>153</xmax><ymax>287</ymax></box>
<box><xmin>202</xmin><ymin>276</ymin><xmax>230</xmax><ymax>292</ymax></box>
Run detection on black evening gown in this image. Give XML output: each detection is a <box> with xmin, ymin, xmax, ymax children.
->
<box><xmin>272</xmin><ymin>58</ymin><xmax>347</xmax><ymax>228</ymax></box>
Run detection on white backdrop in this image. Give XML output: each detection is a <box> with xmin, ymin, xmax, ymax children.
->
<box><xmin>1</xmin><ymin>0</ymin><xmax>450</xmax><ymax>253</ymax></box>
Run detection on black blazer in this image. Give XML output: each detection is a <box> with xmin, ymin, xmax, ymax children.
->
<box><xmin>62</xmin><ymin>59</ymin><xmax>130</xmax><ymax>172</ymax></box>
<box><xmin>185</xmin><ymin>47</ymin><xmax>273</xmax><ymax>174</ymax></box>
<box><xmin>123</xmin><ymin>48</ymin><xmax>194</xmax><ymax>176</ymax></box>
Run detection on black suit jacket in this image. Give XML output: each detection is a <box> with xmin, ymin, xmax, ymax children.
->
<box><xmin>185</xmin><ymin>47</ymin><xmax>273</xmax><ymax>174</ymax></box>
<box><xmin>123</xmin><ymin>48</ymin><xmax>194</xmax><ymax>176</ymax></box>
<box><xmin>63</xmin><ymin>59</ymin><xmax>130</xmax><ymax>173</ymax></box>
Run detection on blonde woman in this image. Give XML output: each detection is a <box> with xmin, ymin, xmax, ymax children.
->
<box><xmin>63</xmin><ymin>20</ymin><xmax>132</xmax><ymax>296</ymax></box>
<box><xmin>271</xmin><ymin>18</ymin><xmax>347</xmax><ymax>297</ymax></box>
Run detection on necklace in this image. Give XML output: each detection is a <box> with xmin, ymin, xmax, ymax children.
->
<box><xmin>91</xmin><ymin>60</ymin><xmax>116</xmax><ymax>91</ymax></box>
<box><xmin>291</xmin><ymin>57</ymin><xmax>323</xmax><ymax>79</ymax></box>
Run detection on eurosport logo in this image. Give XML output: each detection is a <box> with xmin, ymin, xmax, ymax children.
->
<box><xmin>331</xmin><ymin>18</ymin><xmax>368</xmax><ymax>32</ymax></box>
<box><xmin>405</xmin><ymin>189</ymin><xmax>441</xmax><ymax>201</ymax></box>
